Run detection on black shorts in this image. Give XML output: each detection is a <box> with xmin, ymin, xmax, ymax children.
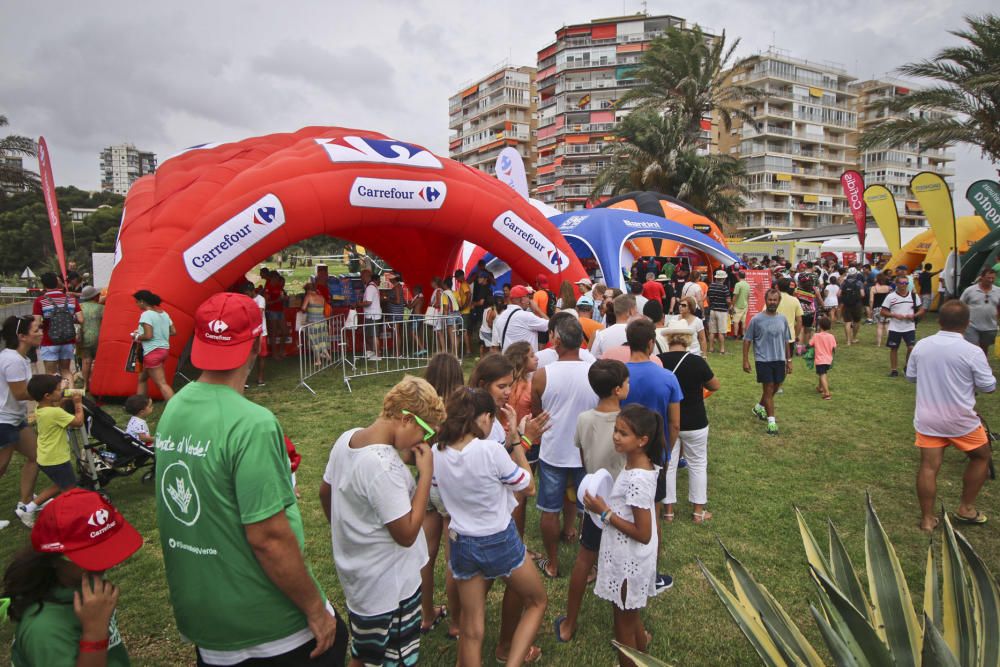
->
<box><xmin>580</xmin><ymin>512</ymin><xmax>603</xmax><ymax>552</ymax></box>
<box><xmin>802</xmin><ymin>312</ymin><xmax>815</xmax><ymax>329</ymax></box>
<box><xmin>886</xmin><ymin>330</ymin><xmax>916</xmax><ymax>349</ymax></box>
<box><xmin>842</xmin><ymin>304</ymin><xmax>865</xmax><ymax>322</ymax></box>
<box><xmin>39</xmin><ymin>461</ymin><xmax>77</xmax><ymax>489</ymax></box>
<box><xmin>755</xmin><ymin>360</ymin><xmax>786</xmax><ymax>385</ymax></box>
<box><xmin>815</xmin><ymin>364</ymin><xmax>831</xmax><ymax>376</ymax></box>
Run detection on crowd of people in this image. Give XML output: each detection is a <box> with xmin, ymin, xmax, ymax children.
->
<box><xmin>0</xmin><ymin>249</ymin><xmax>997</xmax><ymax>666</ymax></box>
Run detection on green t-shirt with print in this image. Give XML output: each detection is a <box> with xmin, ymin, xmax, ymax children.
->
<box><xmin>12</xmin><ymin>586</ymin><xmax>129</xmax><ymax>666</ymax></box>
<box><xmin>80</xmin><ymin>301</ymin><xmax>104</xmax><ymax>350</ymax></box>
<box><xmin>155</xmin><ymin>382</ymin><xmax>322</xmax><ymax>651</ymax></box>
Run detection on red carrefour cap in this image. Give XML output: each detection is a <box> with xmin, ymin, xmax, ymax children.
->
<box><xmin>510</xmin><ymin>285</ymin><xmax>530</xmax><ymax>299</ymax></box>
<box><xmin>191</xmin><ymin>292</ymin><xmax>263</xmax><ymax>371</ymax></box>
<box><xmin>32</xmin><ymin>489</ymin><xmax>142</xmax><ymax>571</ymax></box>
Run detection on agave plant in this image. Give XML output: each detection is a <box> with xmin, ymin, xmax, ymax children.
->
<box><xmin>698</xmin><ymin>494</ymin><xmax>999</xmax><ymax>666</ymax></box>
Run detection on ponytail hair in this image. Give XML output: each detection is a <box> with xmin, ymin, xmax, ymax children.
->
<box><xmin>617</xmin><ymin>404</ymin><xmax>666</xmax><ymax>465</ymax></box>
<box><xmin>437</xmin><ymin>387</ymin><xmax>497</xmax><ymax>450</ymax></box>
<box><xmin>2</xmin><ymin>315</ymin><xmax>33</xmax><ymax>350</ymax></box>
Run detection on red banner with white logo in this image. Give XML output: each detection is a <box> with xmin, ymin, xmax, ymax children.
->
<box><xmin>840</xmin><ymin>170</ymin><xmax>867</xmax><ymax>254</ymax></box>
<box><xmin>37</xmin><ymin>137</ymin><xmax>68</xmax><ymax>285</ymax></box>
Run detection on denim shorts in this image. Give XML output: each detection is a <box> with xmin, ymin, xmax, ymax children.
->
<box><xmin>39</xmin><ymin>344</ymin><xmax>75</xmax><ymax>362</ymax></box>
<box><xmin>535</xmin><ymin>460</ymin><xmax>585</xmax><ymax>513</ymax></box>
<box><xmin>449</xmin><ymin>519</ymin><xmax>526</xmax><ymax>581</ymax></box>
<box><xmin>40</xmin><ymin>461</ymin><xmax>77</xmax><ymax>489</ymax></box>
<box><xmin>0</xmin><ymin>420</ymin><xmax>27</xmax><ymax>449</ymax></box>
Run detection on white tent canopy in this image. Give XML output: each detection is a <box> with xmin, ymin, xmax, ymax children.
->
<box><xmin>820</xmin><ymin>227</ymin><xmax>928</xmax><ymax>254</ymax></box>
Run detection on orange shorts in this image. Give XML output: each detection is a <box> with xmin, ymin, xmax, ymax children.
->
<box><xmin>914</xmin><ymin>425</ymin><xmax>988</xmax><ymax>452</ymax></box>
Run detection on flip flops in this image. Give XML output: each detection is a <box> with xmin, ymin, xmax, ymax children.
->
<box><xmin>496</xmin><ymin>645</ymin><xmax>542</xmax><ymax>664</ymax></box>
<box><xmin>953</xmin><ymin>511</ymin><xmax>988</xmax><ymax>525</ymax></box>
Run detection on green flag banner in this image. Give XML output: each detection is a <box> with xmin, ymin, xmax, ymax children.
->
<box><xmin>966</xmin><ymin>179</ymin><xmax>1000</xmax><ymax>230</ymax></box>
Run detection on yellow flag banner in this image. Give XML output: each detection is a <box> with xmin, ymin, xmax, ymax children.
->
<box><xmin>910</xmin><ymin>171</ymin><xmax>956</xmax><ymax>254</ymax></box>
<box><xmin>863</xmin><ymin>185</ymin><xmax>901</xmax><ymax>255</ymax></box>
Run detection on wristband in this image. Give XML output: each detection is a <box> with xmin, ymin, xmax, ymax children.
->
<box><xmin>600</xmin><ymin>510</ymin><xmax>611</xmax><ymax>526</ymax></box>
<box><xmin>520</xmin><ymin>434</ymin><xmax>533</xmax><ymax>450</ymax></box>
<box><xmin>79</xmin><ymin>638</ymin><xmax>109</xmax><ymax>652</ymax></box>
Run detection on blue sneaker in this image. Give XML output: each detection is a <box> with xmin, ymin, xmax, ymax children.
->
<box><xmin>655</xmin><ymin>573</ymin><xmax>674</xmax><ymax>593</ymax></box>
<box><xmin>678</xmin><ymin>457</ymin><xmax>688</xmax><ymax>469</ymax></box>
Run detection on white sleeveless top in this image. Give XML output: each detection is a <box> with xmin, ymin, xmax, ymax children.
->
<box><xmin>540</xmin><ymin>359</ymin><xmax>598</xmax><ymax>468</ymax></box>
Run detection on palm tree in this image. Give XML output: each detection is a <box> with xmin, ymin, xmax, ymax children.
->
<box><xmin>0</xmin><ymin>115</ymin><xmax>39</xmax><ymax>192</ymax></box>
<box><xmin>620</xmin><ymin>25</ymin><xmax>761</xmax><ymax>147</ymax></box>
<box><xmin>591</xmin><ymin>109</ymin><xmax>749</xmax><ymax>225</ymax></box>
<box><xmin>857</xmin><ymin>14</ymin><xmax>1000</xmax><ymax>169</ymax></box>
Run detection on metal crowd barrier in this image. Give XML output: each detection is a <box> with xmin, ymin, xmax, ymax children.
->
<box><xmin>338</xmin><ymin>312</ymin><xmax>465</xmax><ymax>392</ymax></box>
<box><xmin>296</xmin><ymin>312</ymin><xmax>465</xmax><ymax>393</ymax></box>
<box><xmin>296</xmin><ymin>313</ymin><xmax>348</xmax><ymax>394</ymax></box>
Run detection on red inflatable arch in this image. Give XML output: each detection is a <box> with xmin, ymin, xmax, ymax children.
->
<box><xmin>90</xmin><ymin>127</ymin><xmax>585</xmax><ymax>397</ymax></box>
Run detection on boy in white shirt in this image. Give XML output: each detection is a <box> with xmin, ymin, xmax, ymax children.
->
<box><xmin>555</xmin><ymin>359</ymin><xmax>629</xmax><ymax>642</ymax></box>
<box><xmin>320</xmin><ymin>376</ymin><xmax>445</xmax><ymax>667</ymax></box>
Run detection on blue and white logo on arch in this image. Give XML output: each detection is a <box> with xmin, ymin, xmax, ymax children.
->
<box><xmin>350</xmin><ymin>177</ymin><xmax>447</xmax><ymax>210</ymax></box>
<box><xmin>317</xmin><ymin>136</ymin><xmax>442</xmax><ymax>169</ymax></box>
<box><xmin>183</xmin><ymin>194</ymin><xmax>285</xmax><ymax>283</ymax></box>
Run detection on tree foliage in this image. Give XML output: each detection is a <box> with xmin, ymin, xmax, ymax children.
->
<box><xmin>857</xmin><ymin>13</ymin><xmax>1000</xmax><ymax>168</ymax></box>
<box><xmin>0</xmin><ymin>114</ymin><xmax>40</xmax><ymax>192</ymax></box>
<box><xmin>0</xmin><ymin>186</ymin><xmax>124</xmax><ymax>276</ymax></box>
<box><xmin>620</xmin><ymin>25</ymin><xmax>761</xmax><ymax>143</ymax></box>
<box><xmin>593</xmin><ymin>25</ymin><xmax>753</xmax><ymax>227</ymax></box>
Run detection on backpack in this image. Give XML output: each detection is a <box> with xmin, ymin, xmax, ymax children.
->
<box><xmin>840</xmin><ymin>279</ymin><xmax>862</xmax><ymax>306</ymax></box>
<box><xmin>47</xmin><ymin>297</ymin><xmax>77</xmax><ymax>344</ymax></box>
<box><xmin>544</xmin><ymin>289</ymin><xmax>557</xmax><ymax>317</ymax></box>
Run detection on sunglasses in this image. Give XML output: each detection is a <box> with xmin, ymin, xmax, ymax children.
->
<box><xmin>679</xmin><ymin>303</ymin><xmax>689</xmax><ymax>308</ymax></box>
<box><xmin>401</xmin><ymin>409</ymin><xmax>436</xmax><ymax>442</ymax></box>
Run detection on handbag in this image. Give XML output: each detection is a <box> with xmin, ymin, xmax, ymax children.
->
<box><xmin>424</xmin><ymin>305</ymin><xmax>439</xmax><ymax>324</ymax></box>
<box><xmin>125</xmin><ymin>340</ymin><xmax>144</xmax><ymax>373</ymax></box>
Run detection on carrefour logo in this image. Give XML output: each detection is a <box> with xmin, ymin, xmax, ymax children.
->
<box><xmin>492</xmin><ymin>210</ymin><xmax>562</xmax><ymax>274</ymax></box>
<box><xmin>349</xmin><ymin>177</ymin><xmax>447</xmax><ymax>210</ymax></box>
<box><xmin>183</xmin><ymin>194</ymin><xmax>285</xmax><ymax>283</ymax></box>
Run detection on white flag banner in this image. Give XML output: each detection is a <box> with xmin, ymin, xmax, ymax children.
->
<box><xmin>495</xmin><ymin>147</ymin><xmax>528</xmax><ymax>200</ymax></box>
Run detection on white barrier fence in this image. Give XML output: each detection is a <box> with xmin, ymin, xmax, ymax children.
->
<box><xmin>297</xmin><ymin>312</ymin><xmax>465</xmax><ymax>393</ymax></box>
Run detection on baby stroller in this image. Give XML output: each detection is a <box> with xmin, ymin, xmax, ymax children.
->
<box><xmin>68</xmin><ymin>397</ymin><xmax>155</xmax><ymax>491</ymax></box>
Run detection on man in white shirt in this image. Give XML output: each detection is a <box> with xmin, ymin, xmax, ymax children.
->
<box><xmin>960</xmin><ymin>266</ymin><xmax>1000</xmax><ymax>357</ymax></box>
<box><xmin>359</xmin><ymin>269</ymin><xmax>382</xmax><ymax>359</ymax></box>
<box><xmin>530</xmin><ymin>316</ymin><xmax>597</xmax><ymax>578</ymax></box>
<box><xmin>589</xmin><ymin>294</ymin><xmax>637</xmax><ymax>357</ymax></box>
<box><xmin>907</xmin><ymin>300</ymin><xmax>996</xmax><ymax>531</ymax></box>
<box><xmin>881</xmin><ymin>276</ymin><xmax>925</xmax><ymax>377</ymax></box>
<box><xmin>535</xmin><ymin>313</ymin><xmax>597</xmax><ymax>368</ymax></box>
<box><xmin>493</xmin><ymin>285</ymin><xmax>549</xmax><ymax>352</ymax></box>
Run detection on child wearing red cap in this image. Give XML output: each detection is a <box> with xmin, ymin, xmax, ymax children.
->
<box><xmin>2</xmin><ymin>488</ymin><xmax>143</xmax><ymax>666</ymax></box>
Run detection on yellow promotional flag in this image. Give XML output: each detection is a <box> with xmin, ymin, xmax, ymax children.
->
<box><xmin>863</xmin><ymin>185</ymin><xmax>901</xmax><ymax>255</ymax></box>
<box><xmin>910</xmin><ymin>171</ymin><xmax>956</xmax><ymax>254</ymax></box>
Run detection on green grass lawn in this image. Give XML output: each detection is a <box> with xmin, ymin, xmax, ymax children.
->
<box><xmin>2</xmin><ymin>320</ymin><xmax>999</xmax><ymax>666</ymax></box>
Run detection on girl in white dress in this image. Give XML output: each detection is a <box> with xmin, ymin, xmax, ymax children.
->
<box><xmin>583</xmin><ymin>404</ymin><xmax>664</xmax><ymax>667</ymax></box>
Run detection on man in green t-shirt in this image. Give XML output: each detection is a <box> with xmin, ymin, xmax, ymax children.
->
<box><xmin>731</xmin><ymin>271</ymin><xmax>751</xmax><ymax>338</ymax></box>
<box><xmin>155</xmin><ymin>293</ymin><xmax>346</xmax><ymax>665</ymax></box>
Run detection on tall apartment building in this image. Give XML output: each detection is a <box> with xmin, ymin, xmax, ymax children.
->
<box><xmin>534</xmin><ymin>13</ymin><xmax>710</xmax><ymax>212</ymax></box>
<box><xmin>719</xmin><ymin>49</ymin><xmax>858</xmax><ymax>236</ymax></box>
<box><xmin>100</xmin><ymin>144</ymin><xmax>156</xmax><ymax>195</ymax></box>
<box><xmin>448</xmin><ymin>65</ymin><xmax>537</xmax><ymax>187</ymax></box>
<box><xmin>854</xmin><ymin>79</ymin><xmax>955</xmax><ymax>227</ymax></box>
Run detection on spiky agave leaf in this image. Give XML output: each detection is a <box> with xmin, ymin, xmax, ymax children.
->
<box><xmin>954</xmin><ymin>528</ymin><xmax>1000</xmax><ymax>667</ymax></box>
<box><xmin>828</xmin><ymin>519</ymin><xmax>873</xmax><ymax>624</ymax></box>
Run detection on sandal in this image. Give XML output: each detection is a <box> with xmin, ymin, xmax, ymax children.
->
<box><xmin>661</xmin><ymin>512</ymin><xmax>674</xmax><ymax>522</ymax></box>
<box><xmin>953</xmin><ymin>511</ymin><xmax>988</xmax><ymax>525</ymax></box>
<box><xmin>496</xmin><ymin>645</ymin><xmax>542</xmax><ymax>664</ymax></box>
<box><xmin>693</xmin><ymin>510</ymin><xmax>713</xmax><ymax>524</ymax></box>
<box><xmin>536</xmin><ymin>557</ymin><xmax>560</xmax><ymax>579</ymax></box>
<box><xmin>918</xmin><ymin>516</ymin><xmax>940</xmax><ymax>533</ymax></box>
<box><xmin>554</xmin><ymin>615</ymin><xmax>574</xmax><ymax>643</ymax></box>
<box><xmin>420</xmin><ymin>605</ymin><xmax>448</xmax><ymax>634</ymax></box>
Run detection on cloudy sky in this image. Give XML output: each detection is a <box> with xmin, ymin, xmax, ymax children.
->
<box><xmin>3</xmin><ymin>0</ymin><xmax>996</xmax><ymax>215</ymax></box>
